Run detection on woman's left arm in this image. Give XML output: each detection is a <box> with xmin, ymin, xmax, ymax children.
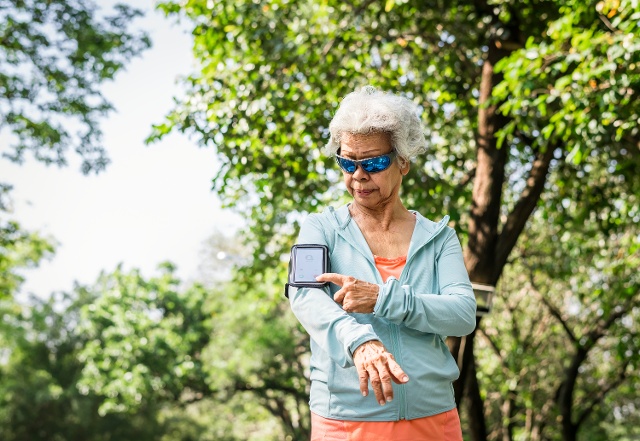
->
<box><xmin>374</xmin><ymin>228</ymin><xmax>477</xmax><ymax>336</ymax></box>
<box><xmin>321</xmin><ymin>229</ymin><xmax>477</xmax><ymax>337</ymax></box>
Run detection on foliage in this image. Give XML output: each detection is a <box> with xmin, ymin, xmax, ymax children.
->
<box><xmin>2</xmin><ymin>0</ymin><xmax>637</xmax><ymax>440</ymax></box>
<box><xmin>0</xmin><ymin>256</ymin><xmax>307</xmax><ymax>440</ymax></box>
<box><xmin>0</xmin><ymin>0</ymin><xmax>150</xmax><ymax>309</ymax></box>
<box><xmin>75</xmin><ymin>263</ymin><xmax>213</xmax><ymax>415</ymax></box>
<box><xmin>200</xmin><ymin>261</ymin><xmax>310</xmax><ymax>440</ymax></box>
<box><xmin>477</xmin><ymin>208</ymin><xmax>639</xmax><ymax>441</ymax></box>
<box><xmin>0</xmin><ymin>288</ymin><xmax>167</xmax><ymax>441</ymax></box>
<box><xmin>472</xmin><ymin>132</ymin><xmax>640</xmax><ymax>441</ymax></box>
<box><xmin>157</xmin><ymin>395</ymin><xmax>286</xmax><ymax>441</ymax></box>
<box><xmin>0</xmin><ymin>3</ymin><xmax>156</xmax><ymax>434</ymax></box>
<box><xmin>0</xmin><ymin>0</ymin><xmax>150</xmax><ymax>174</ymax></box>
<box><xmin>150</xmin><ymin>0</ymin><xmax>489</xmax><ymax>260</ymax></box>
<box><xmin>151</xmin><ymin>0</ymin><xmax>639</xmax><ymax>264</ymax></box>
<box><xmin>493</xmin><ymin>0</ymin><xmax>640</xmax><ymax>162</ymax></box>
<box><xmin>0</xmin><ymin>218</ymin><xmax>54</xmax><ymax>300</ymax></box>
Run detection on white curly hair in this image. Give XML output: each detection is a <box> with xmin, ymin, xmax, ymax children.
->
<box><xmin>325</xmin><ymin>86</ymin><xmax>427</xmax><ymax>161</ymax></box>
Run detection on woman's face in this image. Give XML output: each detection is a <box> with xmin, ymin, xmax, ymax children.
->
<box><xmin>339</xmin><ymin>132</ymin><xmax>408</xmax><ymax>209</ymax></box>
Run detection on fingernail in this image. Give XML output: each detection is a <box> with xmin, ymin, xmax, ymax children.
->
<box><xmin>362</xmin><ymin>391</ymin><xmax>367</xmax><ymax>397</ymax></box>
<box><xmin>402</xmin><ymin>376</ymin><xmax>409</xmax><ymax>382</ymax></box>
<box><xmin>379</xmin><ymin>400</ymin><xmax>385</xmax><ymax>406</ymax></box>
<box><xmin>386</xmin><ymin>397</ymin><xmax>393</xmax><ymax>402</ymax></box>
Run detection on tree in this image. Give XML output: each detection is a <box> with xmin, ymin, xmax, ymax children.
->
<box><xmin>476</xmin><ymin>205</ymin><xmax>639</xmax><ymax>441</ymax></box>
<box><xmin>0</xmin><ymin>219</ymin><xmax>54</xmax><ymax>300</ymax></box>
<box><xmin>0</xmin><ymin>262</ymin><xmax>290</xmax><ymax>441</ymax></box>
<box><xmin>0</xmin><ymin>287</ymin><xmax>168</xmax><ymax>441</ymax></box>
<box><xmin>2</xmin><ymin>220</ymin><xmax>307</xmax><ymax>441</ymax></box>
<box><xmin>74</xmin><ymin>259</ymin><xmax>307</xmax><ymax>440</ymax></box>
<box><xmin>75</xmin><ymin>263</ymin><xmax>213</xmax><ymax>416</ymax></box>
<box><xmin>195</xmin><ymin>230</ymin><xmax>311</xmax><ymax>438</ymax></box>
<box><xmin>0</xmin><ymin>0</ymin><xmax>150</xmax><ymax>174</ymax></box>
<box><xmin>151</xmin><ymin>1</ymin><xmax>640</xmax><ymax>439</ymax></box>
<box><xmin>199</xmin><ymin>262</ymin><xmax>311</xmax><ymax>440</ymax></box>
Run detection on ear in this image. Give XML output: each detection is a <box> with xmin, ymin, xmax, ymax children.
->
<box><xmin>398</xmin><ymin>158</ymin><xmax>410</xmax><ymax>175</ymax></box>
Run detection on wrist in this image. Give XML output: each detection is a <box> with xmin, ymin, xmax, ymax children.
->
<box><xmin>354</xmin><ymin>339</ymin><xmax>382</xmax><ymax>356</ymax></box>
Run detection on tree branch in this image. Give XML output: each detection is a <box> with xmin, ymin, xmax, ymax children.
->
<box><xmin>477</xmin><ymin>327</ymin><xmax>505</xmax><ymax>368</ymax></box>
<box><xmin>495</xmin><ymin>145</ymin><xmax>556</xmax><ymax>273</ymax></box>
<box><xmin>554</xmin><ymin>296</ymin><xmax>636</xmax><ymax>439</ymax></box>
<box><xmin>458</xmin><ymin>165</ymin><xmax>477</xmax><ymax>190</ymax></box>
<box><xmin>575</xmin><ymin>359</ymin><xmax>630</xmax><ymax>427</ymax></box>
<box><xmin>526</xmin><ymin>312</ymin><xmax>553</xmax><ymax>355</ymax></box>
<box><xmin>598</xmin><ymin>13</ymin><xmax>617</xmax><ymax>33</ymax></box>
<box><xmin>582</xmin><ymin>299</ymin><xmax>633</xmax><ymax>350</ymax></box>
<box><xmin>234</xmin><ymin>379</ymin><xmax>308</xmax><ymax>403</ymax></box>
<box><xmin>526</xmin><ymin>266</ymin><xmax>578</xmax><ymax>343</ymax></box>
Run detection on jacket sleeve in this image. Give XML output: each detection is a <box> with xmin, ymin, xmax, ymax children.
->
<box><xmin>373</xmin><ymin>228</ymin><xmax>477</xmax><ymax>337</ymax></box>
<box><xmin>288</xmin><ymin>214</ymin><xmax>380</xmax><ymax>368</ymax></box>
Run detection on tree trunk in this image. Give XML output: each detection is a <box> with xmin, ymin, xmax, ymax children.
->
<box><xmin>558</xmin><ymin>346</ymin><xmax>584</xmax><ymax>441</ymax></box>
<box><xmin>452</xmin><ymin>39</ymin><xmax>510</xmax><ymax>440</ymax></box>
<box><xmin>464</xmin><ymin>50</ymin><xmax>510</xmax><ymax>283</ymax></box>
<box><xmin>465</xmin><ymin>330</ymin><xmax>488</xmax><ymax>441</ymax></box>
<box><xmin>502</xmin><ymin>389</ymin><xmax>516</xmax><ymax>441</ymax></box>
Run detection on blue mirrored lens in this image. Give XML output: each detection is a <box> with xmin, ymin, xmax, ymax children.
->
<box><xmin>337</xmin><ymin>157</ymin><xmax>357</xmax><ymax>173</ymax></box>
<box><xmin>361</xmin><ymin>156</ymin><xmax>391</xmax><ymax>173</ymax></box>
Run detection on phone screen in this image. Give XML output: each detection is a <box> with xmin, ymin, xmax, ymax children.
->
<box><xmin>293</xmin><ymin>247</ymin><xmax>325</xmax><ymax>283</ymax></box>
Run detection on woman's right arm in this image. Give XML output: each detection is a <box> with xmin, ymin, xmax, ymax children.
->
<box><xmin>288</xmin><ymin>214</ymin><xmax>379</xmax><ymax>368</ymax></box>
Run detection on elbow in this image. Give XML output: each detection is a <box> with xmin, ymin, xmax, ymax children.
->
<box><xmin>450</xmin><ymin>317</ymin><xmax>476</xmax><ymax>337</ymax></box>
<box><xmin>454</xmin><ymin>297</ymin><xmax>477</xmax><ymax>336</ymax></box>
<box><xmin>460</xmin><ymin>299</ymin><xmax>477</xmax><ymax>337</ymax></box>
<box><xmin>460</xmin><ymin>314</ymin><xmax>477</xmax><ymax>336</ymax></box>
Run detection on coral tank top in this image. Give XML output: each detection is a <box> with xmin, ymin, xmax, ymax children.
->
<box><xmin>374</xmin><ymin>254</ymin><xmax>407</xmax><ymax>282</ymax></box>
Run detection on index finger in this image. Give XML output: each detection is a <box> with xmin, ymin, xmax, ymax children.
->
<box><xmin>315</xmin><ymin>273</ymin><xmax>348</xmax><ymax>286</ymax></box>
<box><xmin>387</xmin><ymin>356</ymin><xmax>409</xmax><ymax>384</ymax></box>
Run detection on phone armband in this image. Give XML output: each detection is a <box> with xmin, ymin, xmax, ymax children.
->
<box><xmin>285</xmin><ymin>244</ymin><xmax>330</xmax><ymax>298</ymax></box>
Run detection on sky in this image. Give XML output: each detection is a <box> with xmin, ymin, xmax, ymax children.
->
<box><xmin>2</xmin><ymin>1</ymin><xmax>242</xmax><ymax>299</ymax></box>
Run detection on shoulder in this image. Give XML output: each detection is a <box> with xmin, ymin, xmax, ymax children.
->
<box><xmin>298</xmin><ymin>204</ymin><xmax>348</xmax><ymax>244</ymax></box>
<box><xmin>411</xmin><ymin>211</ymin><xmax>451</xmax><ymax>234</ymax></box>
<box><xmin>304</xmin><ymin>204</ymin><xmax>350</xmax><ymax>229</ymax></box>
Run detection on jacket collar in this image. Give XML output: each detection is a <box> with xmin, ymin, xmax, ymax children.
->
<box><xmin>326</xmin><ymin>204</ymin><xmax>450</xmax><ymax>261</ymax></box>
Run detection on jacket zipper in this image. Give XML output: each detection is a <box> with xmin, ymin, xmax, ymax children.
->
<box><xmin>372</xmin><ymin>256</ymin><xmax>408</xmax><ymax>421</ymax></box>
<box><xmin>388</xmin><ymin>323</ymin><xmax>407</xmax><ymax>419</ymax></box>
<box><xmin>392</xmin><ymin>222</ymin><xmax>447</xmax><ymax>420</ymax></box>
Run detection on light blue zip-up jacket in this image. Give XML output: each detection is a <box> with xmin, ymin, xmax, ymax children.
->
<box><xmin>288</xmin><ymin>204</ymin><xmax>476</xmax><ymax>421</ymax></box>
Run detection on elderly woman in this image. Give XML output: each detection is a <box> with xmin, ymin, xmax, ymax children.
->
<box><xmin>288</xmin><ymin>86</ymin><xmax>476</xmax><ymax>440</ymax></box>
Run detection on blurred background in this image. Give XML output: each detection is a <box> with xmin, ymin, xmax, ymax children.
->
<box><xmin>2</xmin><ymin>0</ymin><xmax>242</xmax><ymax>299</ymax></box>
<box><xmin>0</xmin><ymin>1</ymin><xmax>638</xmax><ymax>440</ymax></box>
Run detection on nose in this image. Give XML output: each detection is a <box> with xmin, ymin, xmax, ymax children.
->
<box><xmin>351</xmin><ymin>164</ymin><xmax>369</xmax><ymax>180</ymax></box>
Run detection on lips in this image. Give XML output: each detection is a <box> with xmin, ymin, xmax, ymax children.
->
<box><xmin>355</xmin><ymin>189</ymin><xmax>374</xmax><ymax>196</ymax></box>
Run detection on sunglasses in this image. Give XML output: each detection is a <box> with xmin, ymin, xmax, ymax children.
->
<box><xmin>335</xmin><ymin>151</ymin><xmax>397</xmax><ymax>174</ymax></box>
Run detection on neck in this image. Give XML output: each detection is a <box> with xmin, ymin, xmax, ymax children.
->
<box><xmin>349</xmin><ymin>199</ymin><xmax>411</xmax><ymax>230</ymax></box>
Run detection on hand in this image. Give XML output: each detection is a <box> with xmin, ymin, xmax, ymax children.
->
<box><xmin>353</xmin><ymin>341</ymin><xmax>409</xmax><ymax>405</ymax></box>
<box><xmin>315</xmin><ymin>273</ymin><xmax>379</xmax><ymax>313</ymax></box>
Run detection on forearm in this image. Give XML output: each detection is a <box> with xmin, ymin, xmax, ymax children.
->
<box><xmin>374</xmin><ymin>280</ymin><xmax>476</xmax><ymax>336</ymax></box>
<box><xmin>289</xmin><ymin>285</ymin><xmax>379</xmax><ymax>368</ymax></box>
<box><xmin>374</xmin><ymin>230</ymin><xmax>477</xmax><ymax>336</ymax></box>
